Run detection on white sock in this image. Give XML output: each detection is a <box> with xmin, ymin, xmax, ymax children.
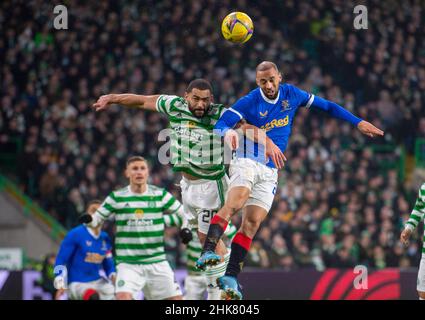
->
<box><xmin>205</xmin><ymin>252</ymin><xmax>230</xmax><ymax>300</ymax></box>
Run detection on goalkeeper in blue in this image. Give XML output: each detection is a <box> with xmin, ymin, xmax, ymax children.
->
<box><xmin>197</xmin><ymin>61</ymin><xmax>384</xmax><ymax>300</ymax></box>
<box><xmin>400</xmin><ymin>182</ymin><xmax>425</xmax><ymax>300</ymax></box>
<box><xmin>54</xmin><ymin>200</ymin><xmax>116</xmax><ymax>300</ymax></box>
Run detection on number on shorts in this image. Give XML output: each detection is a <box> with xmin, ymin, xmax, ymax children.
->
<box><xmin>201</xmin><ymin>210</ymin><xmax>218</xmax><ymax>223</ymax></box>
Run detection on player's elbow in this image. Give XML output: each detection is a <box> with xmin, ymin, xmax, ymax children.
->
<box><xmin>213</xmin><ymin>122</ymin><xmax>230</xmax><ymax>137</ymax></box>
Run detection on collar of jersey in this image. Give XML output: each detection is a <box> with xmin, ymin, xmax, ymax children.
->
<box><xmin>259</xmin><ymin>88</ymin><xmax>280</xmax><ymax>104</ymax></box>
<box><xmin>85</xmin><ymin>225</ymin><xmax>101</xmax><ymax>240</ymax></box>
<box><xmin>127</xmin><ymin>184</ymin><xmax>149</xmax><ymax>195</ymax></box>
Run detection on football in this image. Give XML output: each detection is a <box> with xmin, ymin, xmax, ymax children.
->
<box><xmin>221</xmin><ymin>12</ymin><xmax>254</xmax><ymax>44</ymax></box>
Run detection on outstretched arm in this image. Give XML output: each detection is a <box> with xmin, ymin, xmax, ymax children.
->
<box><xmin>93</xmin><ymin>94</ymin><xmax>161</xmax><ymax>112</ymax></box>
<box><xmin>310</xmin><ymin>96</ymin><xmax>384</xmax><ymax>138</ymax></box>
<box><xmin>80</xmin><ymin>193</ymin><xmax>117</xmax><ymax>228</ymax></box>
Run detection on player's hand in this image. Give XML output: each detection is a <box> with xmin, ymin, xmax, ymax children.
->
<box><xmin>55</xmin><ymin>288</ymin><xmax>66</xmax><ymax>300</ymax></box>
<box><xmin>78</xmin><ymin>213</ymin><xmax>93</xmax><ymax>224</ymax></box>
<box><xmin>224</xmin><ymin>129</ymin><xmax>239</xmax><ymax>150</ymax></box>
<box><xmin>179</xmin><ymin>228</ymin><xmax>193</xmax><ymax>245</ymax></box>
<box><xmin>266</xmin><ymin>138</ymin><xmax>286</xmax><ymax>169</ymax></box>
<box><xmin>400</xmin><ymin>228</ymin><xmax>412</xmax><ymax>246</ymax></box>
<box><xmin>357</xmin><ymin>121</ymin><xmax>384</xmax><ymax>138</ymax></box>
<box><xmin>93</xmin><ymin>94</ymin><xmax>115</xmax><ymax>111</ymax></box>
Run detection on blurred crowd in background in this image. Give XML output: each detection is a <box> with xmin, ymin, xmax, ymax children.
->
<box><xmin>1</xmin><ymin>0</ymin><xmax>425</xmax><ymax>271</ymax></box>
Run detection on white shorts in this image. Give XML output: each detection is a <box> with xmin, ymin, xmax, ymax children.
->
<box><xmin>68</xmin><ymin>278</ymin><xmax>115</xmax><ymax>300</ymax></box>
<box><xmin>115</xmin><ymin>261</ymin><xmax>182</xmax><ymax>300</ymax></box>
<box><xmin>417</xmin><ymin>257</ymin><xmax>425</xmax><ymax>292</ymax></box>
<box><xmin>184</xmin><ymin>274</ymin><xmax>208</xmax><ymax>300</ymax></box>
<box><xmin>180</xmin><ymin>175</ymin><xmax>229</xmax><ymax>234</ymax></box>
<box><xmin>229</xmin><ymin>157</ymin><xmax>278</xmax><ymax>212</ymax></box>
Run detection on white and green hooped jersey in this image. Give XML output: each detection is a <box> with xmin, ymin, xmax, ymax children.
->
<box><xmin>185</xmin><ymin>224</ymin><xmax>238</xmax><ymax>275</ymax></box>
<box><xmin>156</xmin><ymin>95</ymin><xmax>226</xmax><ymax>180</ymax></box>
<box><xmin>93</xmin><ymin>184</ymin><xmax>184</xmax><ymax>265</ymax></box>
<box><xmin>405</xmin><ymin>183</ymin><xmax>425</xmax><ymax>254</ymax></box>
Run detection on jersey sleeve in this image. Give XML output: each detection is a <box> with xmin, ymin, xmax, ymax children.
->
<box><xmin>97</xmin><ymin>193</ymin><xmax>118</xmax><ymax>219</ymax></box>
<box><xmin>214</xmin><ymin>95</ymin><xmax>254</xmax><ymax>135</ymax></box>
<box><xmin>155</xmin><ymin>95</ymin><xmax>181</xmax><ymax>115</ymax></box>
<box><xmin>290</xmin><ymin>84</ymin><xmax>315</xmax><ymax>109</ymax></box>
<box><xmin>161</xmin><ymin>190</ymin><xmax>184</xmax><ymax>227</ymax></box>
<box><xmin>89</xmin><ymin>193</ymin><xmax>118</xmax><ymax>228</ymax></box>
<box><xmin>291</xmin><ymin>84</ymin><xmax>362</xmax><ymax>126</ymax></box>
<box><xmin>54</xmin><ymin>230</ymin><xmax>78</xmax><ymax>275</ymax></box>
<box><xmin>229</xmin><ymin>93</ymin><xmax>254</xmax><ymax>119</ymax></box>
<box><xmin>405</xmin><ymin>183</ymin><xmax>425</xmax><ymax>231</ymax></box>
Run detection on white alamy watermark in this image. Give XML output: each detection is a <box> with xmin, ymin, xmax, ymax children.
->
<box><xmin>156</xmin><ymin>126</ymin><xmax>269</xmax><ymax>166</ymax></box>
<box><xmin>353</xmin><ymin>5</ymin><xmax>368</xmax><ymax>30</ymax></box>
<box><xmin>353</xmin><ymin>265</ymin><xmax>368</xmax><ymax>289</ymax></box>
<box><xmin>53</xmin><ymin>5</ymin><xmax>68</xmax><ymax>30</ymax></box>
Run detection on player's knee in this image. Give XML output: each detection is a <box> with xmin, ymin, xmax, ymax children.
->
<box><xmin>227</xmin><ymin>195</ymin><xmax>247</xmax><ymax>213</ymax></box>
<box><xmin>226</xmin><ymin>187</ymin><xmax>250</xmax><ymax>213</ymax></box>
<box><xmin>116</xmin><ymin>292</ymin><xmax>133</xmax><ymax>300</ymax></box>
<box><xmin>241</xmin><ymin>217</ymin><xmax>262</xmax><ymax>237</ymax></box>
<box><xmin>83</xmin><ymin>288</ymin><xmax>100</xmax><ymax>300</ymax></box>
<box><xmin>418</xmin><ymin>291</ymin><xmax>425</xmax><ymax>300</ymax></box>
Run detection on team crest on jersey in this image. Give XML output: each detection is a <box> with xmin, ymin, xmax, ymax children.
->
<box><xmin>148</xmin><ymin>199</ymin><xmax>156</xmax><ymax>208</ymax></box>
<box><xmin>281</xmin><ymin>100</ymin><xmax>291</xmax><ymax>111</ymax></box>
<box><xmin>134</xmin><ymin>209</ymin><xmax>144</xmax><ymax>219</ymax></box>
<box><xmin>86</xmin><ymin>240</ymin><xmax>92</xmax><ymax>247</ymax></box>
<box><xmin>101</xmin><ymin>240</ymin><xmax>107</xmax><ymax>251</ymax></box>
<box><xmin>259</xmin><ymin>110</ymin><xmax>268</xmax><ymax>118</ymax></box>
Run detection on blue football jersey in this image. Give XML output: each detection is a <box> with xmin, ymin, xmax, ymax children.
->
<box><xmin>55</xmin><ymin>225</ymin><xmax>115</xmax><ymax>284</ymax></box>
<box><xmin>227</xmin><ymin>84</ymin><xmax>313</xmax><ymax>168</ymax></box>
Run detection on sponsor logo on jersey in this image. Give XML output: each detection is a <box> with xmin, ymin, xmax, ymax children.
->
<box><xmin>175</xmin><ymin>125</ymin><xmax>203</xmax><ymax>141</ymax></box>
<box><xmin>127</xmin><ymin>219</ymin><xmax>154</xmax><ymax>227</ymax></box>
<box><xmin>260</xmin><ymin>115</ymin><xmax>289</xmax><ymax>131</ymax></box>
<box><xmin>84</xmin><ymin>252</ymin><xmax>105</xmax><ymax>264</ymax></box>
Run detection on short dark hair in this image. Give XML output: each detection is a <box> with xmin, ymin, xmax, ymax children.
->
<box><xmin>186</xmin><ymin>78</ymin><xmax>213</xmax><ymax>93</ymax></box>
<box><xmin>256</xmin><ymin>61</ymin><xmax>279</xmax><ymax>73</ymax></box>
<box><xmin>86</xmin><ymin>199</ymin><xmax>102</xmax><ymax>210</ymax></box>
<box><xmin>126</xmin><ymin>155</ymin><xmax>147</xmax><ymax>167</ymax></box>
